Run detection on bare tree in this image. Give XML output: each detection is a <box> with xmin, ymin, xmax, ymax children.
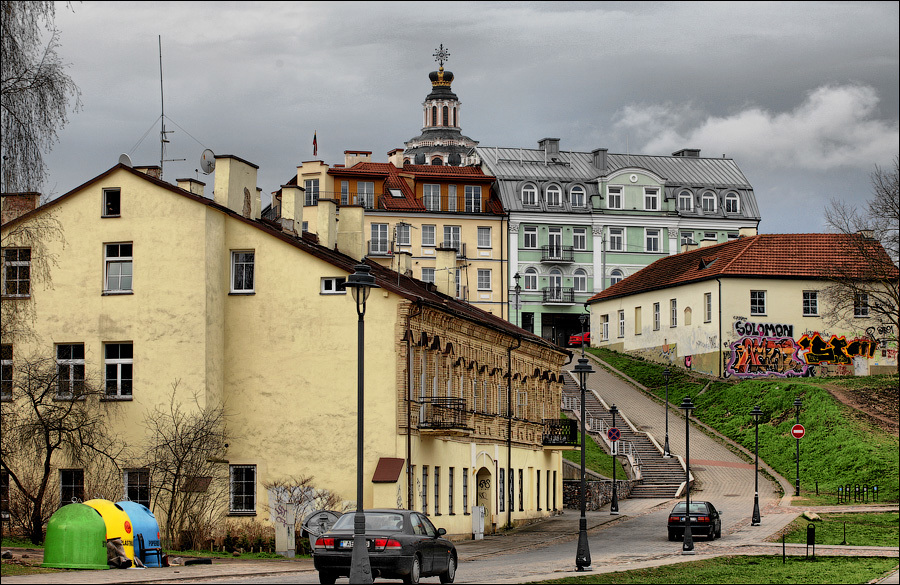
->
<box><xmin>0</xmin><ymin>353</ymin><xmax>123</xmax><ymax>543</ymax></box>
<box><xmin>142</xmin><ymin>382</ymin><xmax>228</xmax><ymax>549</ymax></box>
<box><xmin>824</xmin><ymin>157</ymin><xmax>900</xmax><ymax>370</ymax></box>
<box><xmin>1</xmin><ymin>1</ymin><xmax>81</xmax><ymax>193</ymax></box>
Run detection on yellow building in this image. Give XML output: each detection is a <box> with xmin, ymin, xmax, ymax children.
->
<box><xmin>1</xmin><ymin>157</ymin><xmax>570</xmax><ymax>540</ymax></box>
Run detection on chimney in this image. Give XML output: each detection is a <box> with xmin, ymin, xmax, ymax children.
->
<box><xmin>317</xmin><ymin>198</ymin><xmax>338</xmax><ymax>250</ymax></box>
<box><xmin>280</xmin><ymin>185</ymin><xmax>304</xmax><ymax>234</ymax></box>
<box><xmin>344</xmin><ymin>150</ymin><xmax>372</xmax><ymax>168</ymax></box>
<box><xmin>336</xmin><ymin>204</ymin><xmax>365</xmax><ymax>261</ymax></box>
<box><xmin>434</xmin><ymin>246</ymin><xmax>457</xmax><ymax>297</ymax></box>
<box><xmin>213</xmin><ymin>155</ymin><xmax>260</xmax><ymax>218</ymax></box>
<box><xmin>538</xmin><ymin>138</ymin><xmax>560</xmax><ymax>160</ymax></box>
<box><xmin>255</xmin><ymin>187</ymin><xmax>262</xmax><ymax>220</ymax></box>
<box><xmin>176</xmin><ymin>178</ymin><xmax>205</xmax><ymax>197</ymax></box>
<box><xmin>591</xmin><ymin>148</ymin><xmax>608</xmax><ymax>174</ymax></box>
<box><xmin>1</xmin><ymin>192</ymin><xmax>40</xmax><ymax>224</ymax></box>
<box><xmin>672</xmin><ymin>149</ymin><xmax>701</xmax><ymax>158</ymax></box>
<box><xmin>387</xmin><ymin>148</ymin><xmax>404</xmax><ymax>168</ymax></box>
<box><xmin>134</xmin><ymin>165</ymin><xmax>162</xmax><ymax>179</ymax></box>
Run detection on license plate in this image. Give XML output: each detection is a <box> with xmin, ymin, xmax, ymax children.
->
<box><xmin>340</xmin><ymin>540</ymin><xmax>354</xmax><ymax>549</ymax></box>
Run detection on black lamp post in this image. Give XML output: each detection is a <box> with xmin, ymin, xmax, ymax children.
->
<box><xmin>679</xmin><ymin>396</ymin><xmax>696</xmax><ymax>554</ymax></box>
<box><xmin>609</xmin><ymin>403</ymin><xmax>619</xmax><ymax>515</ymax></box>
<box><xmin>343</xmin><ymin>263</ymin><xmax>380</xmax><ymax>584</ymax></box>
<box><xmin>750</xmin><ymin>405</ymin><xmax>763</xmax><ymax>526</ymax></box>
<box><xmin>573</xmin><ymin>352</ymin><xmax>594</xmax><ymax>571</ymax></box>
<box><xmin>793</xmin><ymin>397</ymin><xmax>802</xmax><ymax>497</ymax></box>
<box><xmin>663</xmin><ymin>367</ymin><xmax>671</xmax><ymax>458</ymax></box>
<box><xmin>513</xmin><ymin>272</ymin><xmax>522</xmax><ymax>327</ymax></box>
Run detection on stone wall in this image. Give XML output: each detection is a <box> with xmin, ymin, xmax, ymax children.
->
<box><xmin>562</xmin><ymin>479</ymin><xmax>637</xmax><ymax>510</ymax></box>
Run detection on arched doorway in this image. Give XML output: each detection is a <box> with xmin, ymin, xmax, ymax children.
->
<box><xmin>475</xmin><ymin>466</ymin><xmax>493</xmax><ymax>532</ymax></box>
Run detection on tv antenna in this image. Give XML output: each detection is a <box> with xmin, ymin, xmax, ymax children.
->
<box><xmin>158</xmin><ymin>36</ymin><xmax>184</xmax><ymax>178</ymax></box>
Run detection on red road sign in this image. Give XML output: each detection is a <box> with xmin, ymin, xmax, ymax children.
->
<box><xmin>607</xmin><ymin>427</ymin><xmax>621</xmax><ymax>442</ymax></box>
<box><xmin>791</xmin><ymin>423</ymin><xmax>806</xmax><ymax>439</ymax></box>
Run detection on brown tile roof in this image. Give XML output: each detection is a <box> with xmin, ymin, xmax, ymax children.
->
<box><xmin>587</xmin><ymin>233</ymin><xmax>898</xmax><ymax>303</ymax></box>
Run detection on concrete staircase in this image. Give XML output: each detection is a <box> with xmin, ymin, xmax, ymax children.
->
<box><xmin>562</xmin><ymin>372</ymin><xmax>684</xmax><ymax>499</ymax></box>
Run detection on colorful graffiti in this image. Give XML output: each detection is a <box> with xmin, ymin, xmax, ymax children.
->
<box><xmin>734</xmin><ymin>319</ymin><xmax>793</xmax><ymax>339</ymax></box>
<box><xmin>797</xmin><ymin>333</ymin><xmax>877</xmax><ymax>365</ymax></box>
<box><xmin>726</xmin><ymin>336</ymin><xmax>807</xmax><ymax>378</ymax></box>
<box><xmin>684</xmin><ymin>355</ymin><xmax>693</xmax><ymax>368</ymax></box>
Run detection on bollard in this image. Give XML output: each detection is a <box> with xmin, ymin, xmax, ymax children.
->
<box><xmin>864</xmin><ymin>485</ymin><xmax>868</xmax><ymax>503</ymax></box>
<box><xmin>837</xmin><ymin>485</ymin><xmax>843</xmax><ymax>504</ymax></box>
<box><xmin>806</xmin><ymin>523</ymin><xmax>815</xmax><ymax>558</ymax></box>
<box><xmin>815</xmin><ymin>480</ymin><xmax>819</xmax><ymax>496</ymax></box>
<box><xmin>873</xmin><ymin>486</ymin><xmax>878</xmax><ymax>501</ymax></box>
<box><xmin>782</xmin><ymin>533</ymin><xmax>786</xmax><ymax>564</ymax></box>
<box><xmin>841</xmin><ymin>521</ymin><xmax>847</xmax><ymax>545</ymax></box>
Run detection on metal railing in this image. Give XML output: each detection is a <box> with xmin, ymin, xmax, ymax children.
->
<box><xmin>542</xmin><ymin>287</ymin><xmax>575</xmax><ymax>303</ymax></box>
<box><xmin>367</xmin><ymin>239</ymin><xmax>391</xmax><ymax>256</ymax></box>
<box><xmin>439</xmin><ymin>241</ymin><xmax>467</xmax><ymax>258</ymax></box>
<box><xmin>541</xmin><ymin>245</ymin><xmax>574</xmax><ymax>263</ymax></box>
<box><xmin>418</xmin><ymin>398</ymin><xmax>469</xmax><ymax>430</ymax></box>
<box><xmin>541</xmin><ymin>418</ymin><xmax>578</xmax><ymax>446</ymax></box>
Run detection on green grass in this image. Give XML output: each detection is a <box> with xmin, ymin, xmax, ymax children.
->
<box><xmin>587</xmin><ymin>348</ymin><xmax>900</xmax><ymax>502</ymax></box>
<box><xmin>0</xmin><ymin>563</ymin><xmax>63</xmax><ymax>577</ymax></box>
<box><xmin>560</xmin><ymin>413</ymin><xmax>626</xmax><ymax>480</ymax></box>
<box><xmin>1</xmin><ymin>536</ymin><xmax>43</xmax><ymax>549</ymax></box>
<box><xmin>531</xmin><ymin>555</ymin><xmax>899</xmax><ymax>584</ymax></box>
<box><xmin>779</xmin><ymin>512</ymin><xmax>900</xmax><ymax>547</ymax></box>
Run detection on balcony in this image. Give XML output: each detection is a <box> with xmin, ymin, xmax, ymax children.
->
<box><xmin>440</xmin><ymin>241</ymin><xmax>467</xmax><ymax>258</ymax></box>
<box><xmin>418</xmin><ymin>398</ymin><xmax>471</xmax><ymax>435</ymax></box>
<box><xmin>542</xmin><ymin>418</ymin><xmax>578</xmax><ymax>448</ymax></box>
<box><xmin>541</xmin><ymin>245</ymin><xmax>574</xmax><ymax>263</ymax></box>
<box><xmin>542</xmin><ymin>287</ymin><xmax>575</xmax><ymax>304</ymax></box>
<box><xmin>368</xmin><ymin>239</ymin><xmax>391</xmax><ymax>257</ymax></box>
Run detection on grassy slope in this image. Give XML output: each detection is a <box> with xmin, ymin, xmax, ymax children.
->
<box><xmin>560</xmin><ymin>413</ymin><xmax>627</xmax><ymax>480</ymax></box>
<box><xmin>587</xmin><ymin>348</ymin><xmax>899</xmax><ymax>502</ymax></box>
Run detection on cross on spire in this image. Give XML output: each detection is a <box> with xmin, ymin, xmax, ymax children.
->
<box><xmin>433</xmin><ymin>44</ymin><xmax>450</xmax><ymax>68</ymax></box>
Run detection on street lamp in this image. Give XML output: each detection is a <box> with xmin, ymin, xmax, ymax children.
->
<box><xmin>793</xmin><ymin>397</ymin><xmax>802</xmax><ymax>497</ymax></box>
<box><xmin>513</xmin><ymin>272</ymin><xmax>522</xmax><ymax>327</ymax></box>
<box><xmin>663</xmin><ymin>367</ymin><xmax>671</xmax><ymax>458</ymax></box>
<box><xmin>679</xmin><ymin>396</ymin><xmax>696</xmax><ymax>554</ymax></box>
<box><xmin>750</xmin><ymin>405</ymin><xmax>763</xmax><ymax>526</ymax></box>
<box><xmin>343</xmin><ymin>263</ymin><xmax>380</xmax><ymax>584</ymax></box>
<box><xmin>573</xmin><ymin>354</ymin><xmax>594</xmax><ymax>571</ymax></box>
<box><xmin>609</xmin><ymin>403</ymin><xmax>619</xmax><ymax>515</ymax></box>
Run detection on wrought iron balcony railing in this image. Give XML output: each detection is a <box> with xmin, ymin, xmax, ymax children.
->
<box><xmin>542</xmin><ymin>418</ymin><xmax>578</xmax><ymax>447</ymax></box>
<box><xmin>542</xmin><ymin>287</ymin><xmax>575</xmax><ymax>304</ymax></box>
<box><xmin>540</xmin><ymin>245</ymin><xmax>574</xmax><ymax>263</ymax></box>
<box><xmin>418</xmin><ymin>398</ymin><xmax>470</xmax><ymax>430</ymax></box>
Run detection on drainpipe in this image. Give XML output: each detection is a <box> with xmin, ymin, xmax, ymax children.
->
<box><xmin>717</xmin><ymin>279</ymin><xmax>723</xmax><ymax>379</ymax></box>
<box><xmin>406</xmin><ymin>300</ymin><xmax>424</xmax><ymax>510</ymax></box>
<box><xmin>506</xmin><ymin>335</ymin><xmax>521</xmax><ymax>528</ymax></box>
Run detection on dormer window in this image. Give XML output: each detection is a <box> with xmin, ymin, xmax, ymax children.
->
<box><xmin>521</xmin><ymin>183</ymin><xmax>537</xmax><ymax>206</ymax></box>
<box><xmin>702</xmin><ymin>191</ymin><xmax>716</xmax><ymax>212</ymax></box>
<box><xmin>546</xmin><ymin>185</ymin><xmax>562</xmax><ymax>207</ymax></box>
<box><xmin>725</xmin><ymin>192</ymin><xmax>740</xmax><ymax>213</ymax></box>
<box><xmin>677</xmin><ymin>190</ymin><xmax>693</xmax><ymax>211</ymax></box>
<box><xmin>570</xmin><ymin>185</ymin><xmax>585</xmax><ymax>208</ymax></box>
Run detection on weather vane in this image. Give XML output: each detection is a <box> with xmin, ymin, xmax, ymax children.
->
<box><xmin>433</xmin><ymin>44</ymin><xmax>450</xmax><ymax>68</ymax></box>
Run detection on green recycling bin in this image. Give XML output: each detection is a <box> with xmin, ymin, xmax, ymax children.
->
<box><xmin>42</xmin><ymin>503</ymin><xmax>109</xmax><ymax>569</ymax></box>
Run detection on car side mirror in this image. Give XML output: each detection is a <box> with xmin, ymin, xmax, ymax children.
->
<box><xmin>437</xmin><ymin>528</ymin><xmax>446</xmax><ymax>537</ymax></box>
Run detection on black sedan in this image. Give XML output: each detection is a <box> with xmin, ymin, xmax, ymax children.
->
<box><xmin>313</xmin><ymin>509</ymin><xmax>457</xmax><ymax>584</ymax></box>
<box><xmin>667</xmin><ymin>500</ymin><xmax>722</xmax><ymax>541</ymax></box>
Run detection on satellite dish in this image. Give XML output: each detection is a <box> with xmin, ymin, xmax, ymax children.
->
<box><xmin>200</xmin><ymin>149</ymin><xmax>216</xmax><ymax>174</ymax></box>
<box><xmin>118</xmin><ymin>153</ymin><xmax>133</xmax><ymax>167</ymax></box>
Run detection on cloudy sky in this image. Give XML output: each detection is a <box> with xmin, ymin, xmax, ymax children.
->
<box><xmin>42</xmin><ymin>1</ymin><xmax>898</xmax><ymax>234</ymax></box>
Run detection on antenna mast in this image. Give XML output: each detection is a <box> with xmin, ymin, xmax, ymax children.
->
<box><xmin>158</xmin><ymin>36</ymin><xmax>184</xmax><ymax>179</ymax></box>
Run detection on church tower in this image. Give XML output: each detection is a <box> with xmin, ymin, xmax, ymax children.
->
<box><xmin>403</xmin><ymin>45</ymin><xmax>478</xmax><ymax>166</ymax></box>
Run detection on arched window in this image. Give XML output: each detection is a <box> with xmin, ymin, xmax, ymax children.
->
<box><xmin>442</xmin><ymin>106</ymin><xmax>449</xmax><ymax>127</ymax></box>
<box><xmin>570</xmin><ymin>185</ymin><xmax>586</xmax><ymax>208</ymax></box>
<box><xmin>546</xmin><ymin>185</ymin><xmax>562</xmax><ymax>207</ymax></box>
<box><xmin>431</xmin><ymin>157</ymin><xmax>443</xmax><ymax>166</ymax></box>
<box><xmin>610</xmin><ymin>269</ymin><xmax>624</xmax><ymax>285</ymax></box>
<box><xmin>573</xmin><ymin>269</ymin><xmax>587</xmax><ymax>292</ymax></box>
<box><xmin>725</xmin><ymin>192</ymin><xmax>740</xmax><ymax>213</ymax></box>
<box><xmin>702</xmin><ymin>191</ymin><xmax>716</xmax><ymax>212</ymax></box>
<box><xmin>431</xmin><ymin>105</ymin><xmax>437</xmax><ymax>127</ymax></box>
<box><xmin>451</xmin><ymin>107</ymin><xmax>455</xmax><ymax>127</ymax></box>
<box><xmin>521</xmin><ymin>183</ymin><xmax>537</xmax><ymax>206</ymax></box>
<box><xmin>524</xmin><ymin>268</ymin><xmax>538</xmax><ymax>290</ymax></box>
<box><xmin>678</xmin><ymin>190</ymin><xmax>693</xmax><ymax>211</ymax></box>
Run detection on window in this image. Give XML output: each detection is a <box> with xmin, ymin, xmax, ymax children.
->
<box><xmin>423</xmin><ymin>184</ymin><xmax>441</xmax><ymax>211</ymax></box>
<box><xmin>645</xmin><ymin>228</ymin><xmax>660</xmax><ymax>253</ymax></box>
<box><xmin>522</xmin><ymin>183</ymin><xmax>537</xmax><ymax>206</ymax></box>
<box><xmin>573</xmin><ymin>227</ymin><xmax>587</xmax><ymax>251</ymax></box>
<box><xmin>422</xmin><ymin>224</ymin><xmax>435</xmax><ymax>247</ymax></box>
<box><xmin>60</xmin><ymin>469</ymin><xmax>84</xmax><ymax>505</ymax></box>
<box><xmin>462</xmin><ymin>469</ymin><xmax>468</xmax><ymax>514</ymax></box>
<box><xmin>465</xmin><ymin>186</ymin><xmax>482</xmax><ymax>212</ymax></box>
<box><xmin>607</xmin><ymin>186</ymin><xmax>622</xmax><ymax>209</ymax></box>
<box><xmin>447</xmin><ymin>185</ymin><xmax>457</xmax><ymax>211</ymax></box>
<box><xmin>443</xmin><ymin>225</ymin><xmax>460</xmax><ymax>249</ymax></box>
<box><xmin>455</xmin><ymin>268</ymin><xmax>462</xmax><ymax>299</ymax></box>
<box><xmin>523</xmin><ymin>268</ymin><xmax>537</xmax><ymax>290</ymax></box>
<box><xmin>498</xmin><ymin>468</ymin><xmax>505</xmax><ymax>512</ymax></box>
<box><xmin>678</xmin><ymin>190</ymin><xmax>693</xmax><ymax>211</ymax></box>
<box><xmin>803</xmin><ymin>291</ymin><xmax>818</xmax><ymax>316</ymax></box>
<box><xmin>105</xmin><ymin>343</ymin><xmax>133</xmax><ymax>399</ymax></box>
<box><xmin>601</xmin><ymin>315</ymin><xmax>609</xmax><ymax>340</ymax></box>
<box><xmin>703</xmin><ymin>232</ymin><xmax>717</xmax><ymax>241</ymax></box>
<box><xmin>702</xmin><ymin>191</ymin><xmax>716</xmax><ymax>212</ymax></box>
<box><xmin>644</xmin><ymin>188</ymin><xmax>659</xmax><ymax>211</ymax></box>
<box><xmin>546</xmin><ymin>185</ymin><xmax>562</xmax><ymax>207</ymax></box>
<box><xmin>610</xmin><ymin>269</ymin><xmax>624</xmax><ymax>285</ymax></box>
<box><xmin>509</xmin><ymin>469</ymin><xmax>515</xmax><ymax>513</ymax></box>
<box><xmin>725</xmin><ymin>192</ymin><xmax>740</xmax><ymax>213</ymax></box>
<box><xmin>704</xmin><ymin>292</ymin><xmax>712</xmax><ymax>322</ymax></box>
<box><xmin>524</xmin><ymin>226</ymin><xmax>538</xmax><ymax>249</ymax></box>
<box><xmin>570</xmin><ymin>185</ymin><xmax>586</xmax><ymax>208</ymax></box>
<box><xmin>448</xmin><ymin>468</ymin><xmax>454</xmax><ymax>514</ymax></box>
<box><xmin>396</xmin><ymin>223</ymin><xmax>410</xmax><ymax>246</ymax></box>
<box><xmin>750</xmin><ymin>290</ymin><xmax>766</xmax><ymax>316</ymax></box>
<box><xmin>1</xmin><ymin>344</ymin><xmax>12</xmax><ymax>400</ymax></box>
<box><xmin>536</xmin><ymin>470</ymin><xmax>541</xmax><ymax>511</ymax></box>
<box><xmin>124</xmin><ymin>469</ymin><xmax>150</xmax><ymax>508</ymax></box>
<box><xmin>1</xmin><ymin>470</ymin><xmax>8</xmax><ymax>519</ymax></box>
<box><xmin>56</xmin><ymin>344</ymin><xmax>85</xmax><ymax>398</ymax></box>
<box><xmin>3</xmin><ymin>248</ymin><xmax>31</xmax><ymax>297</ymax></box>
<box><xmin>518</xmin><ymin>469</ymin><xmax>523</xmax><ymax>511</ymax></box>
<box><xmin>670</xmin><ymin>299</ymin><xmax>678</xmax><ymax>327</ymax></box>
<box><xmin>103</xmin><ymin>188</ymin><xmax>121</xmax><ymax>217</ymax></box>
<box><xmin>434</xmin><ymin>467</ymin><xmax>441</xmax><ymax>515</ymax></box>
<box><xmin>477</xmin><ymin>226</ymin><xmax>491</xmax><ymax>248</ymax></box>
<box><xmin>681</xmin><ymin>231</ymin><xmax>694</xmax><ymax>247</ymax></box>
<box><xmin>370</xmin><ymin>224</ymin><xmax>389</xmax><ymax>255</ymax></box>
<box><xmin>573</xmin><ymin>269</ymin><xmax>587</xmax><ymax>292</ymax></box>
<box><xmin>356</xmin><ymin>181</ymin><xmax>374</xmax><ymax>209</ymax></box>
<box><xmin>104</xmin><ymin>243</ymin><xmax>133</xmax><ymax>293</ymax></box>
<box><xmin>727</xmin><ymin>232</ymin><xmax>739</xmax><ymax>240</ymax></box>
<box><xmin>546</xmin><ymin>470</ymin><xmax>551</xmax><ymax>511</ymax></box>
<box><xmin>854</xmin><ymin>293</ymin><xmax>869</xmax><ymax>318</ymax></box>
<box><xmin>421</xmin><ymin>268</ymin><xmax>435</xmax><ymax>283</ymax></box>
<box><xmin>320</xmin><ymin>277</ymin><xmax>346</xmax><ymax>294</ymax></box>
<box><xmin>653</xmin><ymin>302</ymin><xmax>660</xmax><ymax>330</ymax></box>
<box><xmin>231</xmin><ymin>251</ymin><xmax>255</xmax><ymax>293</ymax></box>
<box><xmin>635</xmin><ymin>306</ymin><xmax>642</xmax><ymax>334</ymax></box>
<box><xmin>230</xmin><ymin>465</ymin><xmax>256</xmax><ymax>514</ymax></box>
<box><xmin>477</xmin><ymin>269</ymin><xmax>491</xmax><ymax>291</ymax></box>
<box><xmin>304</xmin><ymin>179</ymin><xmax>319</xmax><ymax>206</ymax></box>
<box><xmin>422</xmin><ymin>466</ymin><xmax>429</xmax><ymax>514</ymax></box>
<box><xmin>618</xmin><ymin>310</ymin><xmax>625</xmax><ymax>337</ymax></box>
<box><xmin>340</xmin><ymin>181</ymin><xmax>350</xmax><ymax>206</ymax></box>
<box><xmin>608</xmin><ymin>228</ymin><xmax>624</xmax><ymax>252</ymax></box>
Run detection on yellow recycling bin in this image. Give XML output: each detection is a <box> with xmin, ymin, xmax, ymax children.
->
<box><xmin>84</xmin><ymin>499</ymin><xmax>135</xmax><ymax>561</ymax></box>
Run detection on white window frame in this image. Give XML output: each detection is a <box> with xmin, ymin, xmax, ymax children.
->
<box><xmin>573</xmin><ymin>227</ymin><xmax>587</xmax><ymax>251</ymax></box>
<box><xmin>523</xmin><ymin>268</ymin><xmax>537</xmax><ymax>291</ymax></box>
<box><xmin>3</xmin><ymin>247</ymin><xmax>31</xmax><ymax>297</ymax></box>
<box><xmin>56</xmin><ymin>343</ymin><xmax>85</xmax><ymax>399</ymax></box>
<box><xmin>356</xmin><ymin>181</ymin><xmax>374</xmax><ymax>209</ymax></box>
<box><xmin>447</xmin><ymin>185</ymin><xmax>457</xmax><ymax>212</ymax></box>
<box><xmin>601</xmin><ymin>315</ymin><xmax>609</xmax><ymax>341</ymax></box>
<box><xmin>607</xmin><ymin>186</ymin><xmax>623</xmax><ymax>209</ymax></box>
<box><xmin>104</xmin><ymin>242</ymin><xmax>133</xmax><ymax>293</ymax></box>
<box><xmin>340</xmin><ymin>181</ymin><xmax>350</xmax><ymax>206</ymax></box>
<box><xmin>320</xmin><ymin>277</ymin><xmax>346</xmax><ymax>295</ymax></box>
<box><xmin>610</xmin><ymin>269</ymin><xmax>624</xmax><ymax>285</ymax></box>
<box><xmin>304</xmin><ymin>179</ymin><xmax>319</xmax><ymax>206</ymax></box>
<box><xmin>422</xmin><ymin>224</ymin><xmax>436</xmax><ymax>247</ymax></box>
<box><xmin>546</xmin><ymin>185</ymin><xmax>562</xmax><ymax>207</ymax></box>
<box><xmin>370</xmin><ymin>224</ymin><xmax>389</xmax><ymax>255</ymax></box>
<box><xmin>421</xmin><ymin>267</ymin><xmax>435</xmax><ymax>283</ymax></box>
<box><xmin>573</xmin><ymin>269</ymin><xmax>587</xmax><ymax>292</ymax></box>
<box><xmin>750</xmin><ymin>290</ymin><xmax>766</xmax><ymax>316</ymax></box>
<box><xmin>104</xmin><ymin>342</ymin><xmax>133</xmax><ymax>399</ymax></box>
<box><xmin>423</xmin><ymin>184</ymin><xmax>441</xmax><ymax>211</ymax></box>
<box><xmin>645</xmin><ymin>228</ymin><xmax>660</xmax><ymax>253</ymax></box>
<box><xmin>702</xmin><ymin>191</ymin><xmax>716</xmax><ymax>213</ymax></box>
<box><xmin>102</xmin><ymin>188</ymin><xmax>121</xmax><ymax>217</ymax></box>
<box><xmin>396</xmin><ymin>223</ymin><xmax>411</xmax><ymax>246</ymax></box>
<box><xmin>523</xmin><ymin>226</ymin><xmax>538</xmax><ymax>249</ymax></box>
<box><xmin>229</xmin><ymin>464</ymin><xmax>257</xmax><ymax>514</ymax></box>
<box><xmin>803</xmin><ymin>291</ymin><xmax>818</xmax><ymax>316</ymax></box>
<box><xmin>618</xmin><ymin>310</ymin><xmax>625</xmax><ymax>338</ymax></box>
<box><xmin>477</xmin><ymin>226</ymin><xmax>491</xmax><ymax>248</ymax></box>
<box><xmin>725</xmin><ymin>192</ymin><xmax>740</xmax><ymax>213</ymax></box>
<box><xmin>231</xmin><ymin>251</ymin><xmax>255</xmax><ymax>293</ymax></box>
<box><xmin>465</xmin><ymin>186</ymin><xmax>482</xmax><ymax>212</ymax></box>
<box><xmin>522</xmin><ymin>183</ymin><xmax>537</xmax><ymax>206</ymax></box>
<box><xmin>608</xmin><ymin>228</ymin><xmax>624</xmax><ymax>252</ymax></box>
<box><xmin>681</xmin><ymin>231</ymin><xmax>694</xmax><ymax>247</ymax></box>
<box><xmin>570</xmin><ymin>185</ymin><xmax>586</xmax><ymax>208</ymax></box>
<box><xmin>653</xmin><ymin>302</ymin><xmax>660</xmax><ymax>330</ymax></box>
<box><xmin>643</xmin><ymin>187</ymin><xmax>659</xmax><ymax>211</ymax></box>
<box><xmin>704</xmin><ymin>292</ymin><xmax>712</xmax><ymax>322</ymax></box>
<box><xmin>477</xmin><ymin>269</ymin><xmax>491</xmax><ymax>291</ymax></box>
<box><xmin>443</xmin><ymin>225</ymin><xmax>461</xmax><ymax>249</ymax></box>
<box><xmin>678</xmin><ymin>190</ymin><xmax>693</xmax><ymax>211</ymax></box>
<box><xmin>670</xmin><ymin>299</ymin><xmax>678</xmax><ymax>327</ymax></box>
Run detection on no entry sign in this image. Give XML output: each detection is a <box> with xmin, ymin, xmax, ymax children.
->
<box><xmin>791</xmin><ymin>423</ymin><xmax>806</xmax><ymax>439</ymax></box>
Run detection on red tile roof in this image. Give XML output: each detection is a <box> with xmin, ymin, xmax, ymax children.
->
<box><xmin>587</xmin><ymin>233</ymin><xmax>898</xmax><ymax>303</ymax></box>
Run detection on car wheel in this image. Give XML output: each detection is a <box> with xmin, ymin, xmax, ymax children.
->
<box><xmin>318</xmin><ymin>571</ymin><xmax>337</xmax><ymax>585</ymax></box>
<box><xmin>709</xmin><ymin>526</ymin><xmax>715</xmax><ymax>540</ymax></box>
<box><xmin>440</xmin><ymin>555</ymin><xmax>457</xmax><ymax>584</ymax></box>
<box><xmin>716</xmin><ymin>523</ymin><xmax>722</xmax><ymax>539</ymax></box>
<box><xmin>404</xmin><ymin>554</ymin><xmax>422</xmax><ymax>585</ymax></box>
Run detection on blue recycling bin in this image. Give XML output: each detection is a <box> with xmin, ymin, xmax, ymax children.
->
<box><xmin>116</xmin><ymin>501</ymin><xmax>163</xmax><ymax>567</ymax></box>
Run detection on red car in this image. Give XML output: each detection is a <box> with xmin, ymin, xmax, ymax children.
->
<box><xmin>568</xmin><ymin>331</ymin><xmax>590</xmax><ymax>347</ymax></box>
